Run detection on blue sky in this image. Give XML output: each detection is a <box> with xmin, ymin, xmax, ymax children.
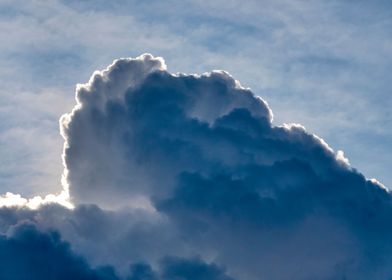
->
<box><xmin>1</xmin><ymin>2</ymin><xmax>392</xmax><ymax>279</ymax></box>
<box><xmin>0</xmin><ymin>0</ymin><xmax>391</xmax><ymax>195</ymax></box>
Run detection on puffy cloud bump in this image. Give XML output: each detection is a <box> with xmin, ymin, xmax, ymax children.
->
<box><xmin>0</xmin><ymin>54</ymin><xmax>391</xmax><ymax>279</ymax></box>
<box><xmin>60</xmin><ymin>54</ymin><xmax>273</xmax><ymax>208</ymax></box>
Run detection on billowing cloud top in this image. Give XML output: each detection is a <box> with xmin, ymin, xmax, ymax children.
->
<box><xmin>60</xmin><ymin>53</ymin><xmax>273</xmax><ymax>208</ymax></box>
<box><xmin>1</xmin><ymin>54</ymin><xmax>391</xmax><ymax>280</ymax></box>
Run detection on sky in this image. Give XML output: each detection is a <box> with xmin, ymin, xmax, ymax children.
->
<box><xmin>0</xmin><ymin>0</ymin><xmax>392</xmax><ymax>279</ymax></box>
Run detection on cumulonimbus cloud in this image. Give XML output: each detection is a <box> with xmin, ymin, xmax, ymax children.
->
<box><xmin>0</xmin><ymin>54</ymin><xmax>391</xmax><ymax>280</ymax></box>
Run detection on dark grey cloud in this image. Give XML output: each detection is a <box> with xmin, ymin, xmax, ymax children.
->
<box><xmin>1</xmin><ymin>54</ymin><xmax>391</xmax><ymax>279</ymax></box>
<box><xmin>0</xmin><ymin>215</ymin><xmax>231</xmax><ymax>280</ymax></box>
<box><xmin>0</xmin><ymin>222</ymin><xmax>118</xmax><ymax>280</ymax></box>
<box><xmin>0</xmin><ymin>204</ymin><xmax>183</xmax><ymax>274</ymax></box>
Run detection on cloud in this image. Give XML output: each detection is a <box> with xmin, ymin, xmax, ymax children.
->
<box><xmin>0</xmin><ymin>204</ymin><xmax>169</xmax><ymax>273</ymax></box>
<box><xmin>0</xmin><ymin>220</ymin><xmax>231</xmax><ymax>280</ymax></box>
<box><xmin>128</xmin><ymin>257</ymin><xmax>234</xmax><ymax>280</ymax></box>
<box><xmin>0</xmin><ymin>222</ymin><xmax>119</xmax><ymax>280</ymax></box>
<box><xmin>60</xmin><ymin>53</ymin><xmax>272</xmax><ymax>208</ymax></box>
<box><xmin>1</xmin><ymin>54</ymin><xmax>392</xmax><ymax>279</ymax></box>
<box><xmin>0</xmin><ymin>191</ymin><xmax>72</xmax><ymax>209</ymax></box>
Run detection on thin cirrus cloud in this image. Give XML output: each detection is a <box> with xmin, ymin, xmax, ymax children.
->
<box><xmin>0</xmin><ymin>54</ymin><xmax>391</xmax><ymax>280</ymax></box>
